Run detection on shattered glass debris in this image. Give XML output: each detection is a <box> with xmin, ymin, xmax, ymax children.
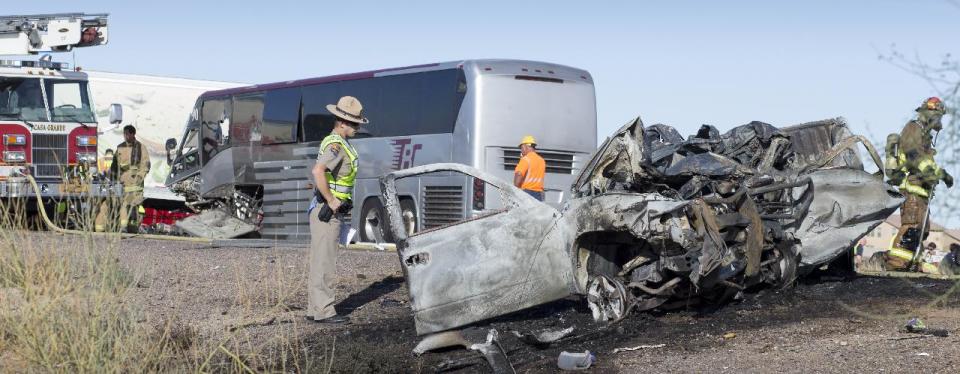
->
<box><xmin>382</xmin><ymin>116</ymin><xmax>902</xmax><ymax>335</ymax></box>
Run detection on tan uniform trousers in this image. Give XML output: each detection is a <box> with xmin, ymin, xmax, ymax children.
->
<box><xmin>892</xmin><ymin>192</ymin><xmax>929</xmax><ymax>249</ymax></box>
<box><xmin>95</xmin><ymin>148</ymin><xmax>147</xmax><ymax>232</ymax></box>
<box><xmin>94</xmin><ymin>191</ymin><xmax>143</xmax><ymax>232</ymax></box>
<box><xmin>308</xmin><ymin>210</ymin><xmax>340</xmax><ymax>320</ymax></box>
<box><xmin>886</xmin><ymin>192</ymin><xmax>929</xmax><ymax>270</ymax></box>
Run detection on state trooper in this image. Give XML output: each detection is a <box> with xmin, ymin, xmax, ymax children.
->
<box><xmin>306</xmin><ymin>96</ymin><xmax>366</xmax><ymax>324</ymax></box>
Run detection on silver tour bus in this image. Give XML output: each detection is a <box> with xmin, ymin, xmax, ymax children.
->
<box><xmin>165</xmin><ymin>59</ymin><xmax>597</xmax><ymax>242</ymax></box>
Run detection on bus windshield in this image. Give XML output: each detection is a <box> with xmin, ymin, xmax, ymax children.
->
<box><xmin>45</xmin><ymin>79</ymin><xmax>96</xmax><ymax>123</ymax></box>
<box><xmin>0</xmin><ymin>77</ymin><xmax>48</xmax><ymax>122</ymax></box>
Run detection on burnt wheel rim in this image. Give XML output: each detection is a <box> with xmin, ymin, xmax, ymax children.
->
<box><xmin>586</xmin><ymin>275</ymin><xmax>628</xmax><ymax>323</ymax></box>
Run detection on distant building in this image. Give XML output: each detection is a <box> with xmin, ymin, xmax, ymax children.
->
<box><xmin>86</xmin><ymin>71</ymin><xmax>245</xmax><ymax>199</ymax></box>
<box><xmin>860</xmin><ymin>214</ymin><xmax>960</xmax><ymax>260</ymax></box>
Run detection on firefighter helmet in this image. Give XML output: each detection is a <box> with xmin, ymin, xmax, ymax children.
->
<box><xmin>917</xmin><ymin>97</ymin><xmax>945</xmax><ymax>114</ymax></box>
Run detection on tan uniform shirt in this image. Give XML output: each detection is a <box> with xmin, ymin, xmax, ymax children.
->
<box><xmin>316</xmin><ymin>141</ymin><xmax>351</xmax><ymax>180</ymax></box>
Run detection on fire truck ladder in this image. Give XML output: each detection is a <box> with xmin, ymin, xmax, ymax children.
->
<box><xmin>0</xmin><ymin>13</ymin><xmax>108</xmax><ymax>56</ymax></box>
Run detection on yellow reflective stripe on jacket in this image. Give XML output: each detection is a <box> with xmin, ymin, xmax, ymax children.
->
<box><xmin>917</xmin><ymin>157</ymin><xmax>942</xmax><ymax>177</ymax></box>
<box><xmin>887</xmin><ymin>247</ymin><xmax>915</xmax><ymax>261</ymax></box>
<box><xmin>320</xmin><ymin>134</ymin><xmax>358</xmax><ymax>200</ymax></box>
<box><xmin>124</xmin><ymin>186</ymin><xmax>143</xmax><ymax>193</ymax></box>
<box><xmin>898</xmin><ymin>179</ymin><xmax>929</xmax><ymax>197</ymax></box>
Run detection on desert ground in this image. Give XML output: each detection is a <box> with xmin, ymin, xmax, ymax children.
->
<box><xmin>100</xmin><ymin>236</ymin><xmax>960</xmax><ymax>373</ymax></box>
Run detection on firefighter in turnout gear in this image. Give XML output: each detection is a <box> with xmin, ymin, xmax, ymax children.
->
<box><xmin>95</xmin><ymin>125</ymin><xmax>151</xmax><ymax>232</ymax></box>
<box><xmin>306</xmin><ymin>96</ymin><xmax>366</xmax><ymax>324</ymax></box>
<box><xmin>884</xmin><ymin>97</ymin><xmax>954</xmax><ymax>270</ymax></box>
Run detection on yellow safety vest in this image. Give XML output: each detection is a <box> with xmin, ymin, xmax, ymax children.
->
<box><xmin>896</xmin><ymin>151</ymin><xmax>941</xmax><ymax>198</ymax></box>
<box><xmin>98</xmin><ymin>157</ymin><xmax>113</xmax><ymax>174</ymax></box>
<box><xmin>319</xmin><ymin>133</ymin><xmax>358</xmax><ymax>201</ymax></box>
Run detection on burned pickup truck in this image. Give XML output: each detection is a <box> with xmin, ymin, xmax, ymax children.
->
<box><xmin>380</xmin><ymin>117</ymin><xmax>902</xmax><ymax>336</ymax></box>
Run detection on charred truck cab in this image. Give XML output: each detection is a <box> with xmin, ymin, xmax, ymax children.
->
<box><xmin>381</xmin><ymin>118</ymin><xmax>902</xmax><ymax>335</ymax></box>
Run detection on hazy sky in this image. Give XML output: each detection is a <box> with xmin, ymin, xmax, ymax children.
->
<box><xmin>7</xmin><ymin>1</ymin><xmax>958</xmax><ymax>140</ymax></box>
<box><xmin>6</xmin><ymin>2</ymin><xmax>960</xmax><ymax>225</ymax></box>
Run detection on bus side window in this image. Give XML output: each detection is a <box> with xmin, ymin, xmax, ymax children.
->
<box><xmin>374</xmin><ymin>69</ymin><xmax>465</xmax><ymax>138</ymax></box>
<box><xmin>232</xmin><ymin>93</ymin><xmax>264</xmax><ymax>143</ymax></box>
<box><xmin>337</xmin><ymin>78</ymin><xmax>381</xmax><ymax>137</ymax></box>
<box><xmin>416</xmin><ymin>69</ymin><xmax>465</xmax><ymax>135</ymax></box>
<box><xmin>376</xmin><ymin>74</ymin><xmax>419</xmax><ymax>138</ymax></box>
<box><xmin>200</xmin><ymin>98</ymin><xmax>230</xmax><ymax>161</ymax></box>
<box><xmin>301</xmin><ymin>83</ymin><xmax>341</xmax><ymax>142</ymax></box>
<box><xmin>262</xmin><ymin>88</ymin><xmax>299</xmax><ymax>144</ymax></box>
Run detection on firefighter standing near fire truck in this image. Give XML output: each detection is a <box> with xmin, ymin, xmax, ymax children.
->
<box><xmin>306</xmin><ymin>96</ymin><xmax>366</xmax><ymax>324</ymax></box>
<box><xmin>884</xmin><ymin>97</ymin><xmax>954</xmax><ymax>270</ymax></box>
<box><xmin>95</xmin><ymin>125</ymin><xmax>151</xmax><ymax>232</ymax></box>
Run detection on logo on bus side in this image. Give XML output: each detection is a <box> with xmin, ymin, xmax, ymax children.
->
<box><xmin>391</xmin><ymin>138</ymin><xmax>422</xmax><ymax>170</ymax></box>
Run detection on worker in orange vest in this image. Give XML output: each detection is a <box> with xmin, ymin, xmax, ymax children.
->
<box><xmin>514</xmin><ymin>135</ymin><xmax>546</xmax><ymax>201</ymax></box>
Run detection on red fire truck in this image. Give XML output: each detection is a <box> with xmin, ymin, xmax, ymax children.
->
<box><xmin>0</xmin><ymin>13</ymin><xmax>120</xmax><ymax>223</ymax></box>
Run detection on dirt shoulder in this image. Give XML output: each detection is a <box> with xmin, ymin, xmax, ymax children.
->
<box><xmin>117</xmin><ymin>237</ymin><xmax>960</xmax><ymax>373</ymax></box>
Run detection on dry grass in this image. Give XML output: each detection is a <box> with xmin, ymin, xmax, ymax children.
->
<box><xmin>0</xmin><ymin>197</ymin><xmax>329</xmax><ymax>373</ymax></box>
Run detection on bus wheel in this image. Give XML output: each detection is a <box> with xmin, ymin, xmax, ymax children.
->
<box><xmin>360</xmin><ymin>199</ymin><xmax>392</xmax><ymax>243</ymax></box>
<box><xmin>399</xmin><ymin>199</ymin><xmax>418</xmax><ymax>236</ymax></box>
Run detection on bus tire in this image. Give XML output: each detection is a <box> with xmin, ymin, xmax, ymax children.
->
<box><xmin>359</xmin><ymin>198</ymin><xmax>392</xmax><ymax>243</ymax></box>
<box><xmin>399</xmin><ymin>198</ymin><xmax>418</xmax><ymax>237</ymax></box>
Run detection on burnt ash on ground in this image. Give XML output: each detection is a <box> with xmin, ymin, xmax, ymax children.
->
<box><xmin>308</xmin><ymin>271</ymin><xmax>960</xmax><ymax>373</ymax></box>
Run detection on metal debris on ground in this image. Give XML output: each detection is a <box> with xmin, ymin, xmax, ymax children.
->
<box><xmin>904</xmin><ymin>317</ymin><xmax>949</xmax><ymax>337</ymax></box>
<box><xmin>557</xmin><ymin>350</ymin><xmax>595</xmax><ymax>371</ymax></box>
<box><xmin>379</xmin><ymin>297</ymin><xmax>403</xmax><ymax>307</ymax></box>
<box><xmin>612</xmin><ymin>343</ymin><xmax>666</xmax><ymax>353</ymax></box>
<box><xmin>413</xmin><ymin>328</ymin><xmax>515</xmax><ymax>374</ymax></box>
<box><xmin>511</xmin><ymin>326</ymin><xmax>575</xmax><ymax>348</ymax></box>
<box><xmin>175</xmin><ymin>208</ymin><xmax>257</xmax><ymax>239</ymax></box>
<box><xmin>723</xmin><ymin>332</ymin><xmax>737</xmax><ymax>339</ymax></box>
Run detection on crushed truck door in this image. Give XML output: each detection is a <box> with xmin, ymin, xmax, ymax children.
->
<box><xmin>380</xmin><ymin>163</ymin><xmax>574</xmax><ymax>335</ymax></box>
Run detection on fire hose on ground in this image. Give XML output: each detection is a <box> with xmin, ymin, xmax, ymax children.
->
<box><xmin>23</xmin><ymin>175</ymin><xmax>396</xmax><ymax>251</ymax></box>
<box><xmin>25</xmin><ymin>174</ymin><xmax>212</xmax><ymax>243</ymax></box>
